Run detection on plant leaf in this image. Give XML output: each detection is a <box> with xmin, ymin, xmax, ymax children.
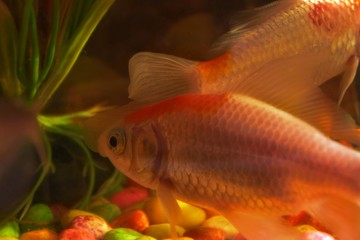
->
<box><xmin>0</xmin><ymin>0</ymin><xmax>22</xmax><ymax>98</ymax></box>
<box><xmin>35</xmin><ymin>0</ymin><xmax>115</xmax><ymax>110</ymax></box>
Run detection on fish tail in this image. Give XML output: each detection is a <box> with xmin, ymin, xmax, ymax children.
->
<box><xmin>128</xmin><ymin>52</ymin><xmax>200</xmax><ymax>103</ymax></box>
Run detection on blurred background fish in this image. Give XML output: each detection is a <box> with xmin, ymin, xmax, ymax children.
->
<box><xmin>86</xmin><ymin>92</ymin><xmax>360</xmax><ymax>240</ymax></box>
<box><xmin>0</xmin><ymin>100</ymin><xmax>45</xmax><ymax>219</ymax></box>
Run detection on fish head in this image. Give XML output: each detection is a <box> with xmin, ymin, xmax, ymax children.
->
<box><xmin>99</xmin><ymin>121</ymin><xmax>162</xmax><ymax>189</ymax></box>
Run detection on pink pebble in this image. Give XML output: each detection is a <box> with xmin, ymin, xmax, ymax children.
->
<box><xmin>110</xmin><ymin>186</ymin><xmax>149</xmax><ymax>209</ymax></box>
<box><xmin>300</xmin><ymin>231</ymin><xmax>335</xmax><ymax>240</ymax></box>
<box><xmin>59</xmin><ymin>228</ymin><xmax>97</xmax><ymax>240</ymax></box>
<box><xmin>69</xmin><ymin>215</ymin><xmax>111</xmax><ymax>239</ymax></box>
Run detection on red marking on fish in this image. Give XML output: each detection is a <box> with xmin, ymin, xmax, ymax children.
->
<box><xmin>197</xmin><ymin>52</ymin><xmax>233</xmax><ymax>83</ymax></box>
<box><xmin>125</xmin><ymin>94</ymin><xmax>229</xmax><ymax>124</ymax></box>
<box><xmin>308</xmin><ymin>2</ymin><xmax>337</xmax><ymax>32</ymax></box>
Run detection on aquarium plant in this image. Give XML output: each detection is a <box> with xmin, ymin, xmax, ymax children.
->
<box><xmin>0</xmin><ymin>0</ymin><xmax>124</xmax><ymax>221</ymax></box>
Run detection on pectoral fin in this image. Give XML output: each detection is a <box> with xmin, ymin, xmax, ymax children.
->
<box><xmin>285</xmin><ymin>89</ymin><xmax>360</xmax><ymax>146</ymax></box>
<box><xmin>305</xmin><ymin>195</ymin><xmax>360</xmax><ymax>240</ymax></box>
<box><xmin>338</xmin><ymin>56</ymin><xmax>359</xmax><ymax>105</ymax></box>
<box><xmin>231</xmin><ymin>52</ymin><xmax>331</xmax><ymax>95</ymax></box>
<box><xmin>230</xmin><ymin>53</ymin><xmax>360</xmax><ymax>145</ymax></box>
<box><xmin>221</xmin><ymin>210</ymin><xmax>302</xmax><ymax>240</ymax></box>
<box><xmin>157</xmin><ymin>180</ymin><xmax>182</xmax><ymax>239</ymax></box>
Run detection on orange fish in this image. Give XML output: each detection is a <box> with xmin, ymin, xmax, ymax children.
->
<box><xmin>85</xmin><ymin>93</ymin><xmax>360</xmax><ymax>240</ymax></box>
<box><xmin>128</xmin><ymin>0</ymin><xmax>360</xmax><ymax>145</ymax></box>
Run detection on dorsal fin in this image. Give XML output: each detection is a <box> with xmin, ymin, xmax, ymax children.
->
<box><xmin>212</xmin><ymin>0</ymin><xmax>297</xmax><ymax>53</ymax></box>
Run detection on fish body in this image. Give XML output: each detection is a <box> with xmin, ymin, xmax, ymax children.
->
<box><xmin>92</xmin><ymin>93</ymin><xmax>360</xmax><ymax>240</ymax></box>
<box><xmin>128</xmin><ymin>0</ymin><xmax>360</xmax><ymax>146</ymax></box>
<box><xmin>130</xmin><ymin>0</ymin><xmax>360</xmax><ymax>99</ymax></box>
<box><xmin>196</xmin><ymin>0</ymin><xmax>360</xmax><ymax>94</ymax></box>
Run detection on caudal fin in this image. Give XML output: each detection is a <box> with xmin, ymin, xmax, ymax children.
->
<box><xmin>128</xmin><ymin>52</ymin><xmax>200</xmax><ymax>103</ymax></box>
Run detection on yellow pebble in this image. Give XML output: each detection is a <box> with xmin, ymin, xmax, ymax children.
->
<box><xmin>143</xmin><ymin>197</ymin><xmax>206</xmax><ymax>229</ymax></box>
<box><xmin>296</xmin><ymin>225</ymin><xmax>317</xmax><ymax>232</ymax></box>
<box><xmin>201</xmin><ymin>216</ymin><xmax>238</xmax><ymax>237</ymax></box>
<box><xmin>60</xmin><ymin>209</ymin><xmax>97</xmax><ymax>228</ymax></box>
<box><xmin>144</xmin><ymin>224</ymin><xmax>185</xmax><ymax>239</ymax></box>
<box><xmin>178</xmin><ymin>201</ymin><xmax>206</xmax><ymax>229</ymax></box>
<box><xmin>162</xmin><ymin>238</ymin><xmax>193</xmax><ymax>240</ymax></box>
<box><xmin>136</xmin><ymin>236</ymin><xmax>157</xmax><ymax>240</ymax></box>
<box><xmin>89</xmin><ymin>197</ymin><xmax>110</xmax><ymax>208</ymax></box>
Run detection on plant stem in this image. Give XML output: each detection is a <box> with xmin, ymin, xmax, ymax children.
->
<box><xmin>17</xmin><ymin>0</ymin><xmax>32</xmax><ymax>88</ymax></box>
<box><xmin>75</xmin><ymin>138</ymin><xmax>96</xmax><ymax>209</ymax></box>
<box><xmin>29</xmin><ymin>4</ymin><xmax>40</xmax><ymax>99</ymax></box>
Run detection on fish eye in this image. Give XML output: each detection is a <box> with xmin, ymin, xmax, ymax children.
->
<box><xmin>108</xmin><ymin>129</ymin><xmax>126</xmax><ymax>155</ymax></box>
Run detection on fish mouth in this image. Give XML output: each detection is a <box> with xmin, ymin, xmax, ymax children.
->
<box><xmin>97</xmin><ymin>132</ymin><xmax>108</xmax><ymax>157</ymax></box>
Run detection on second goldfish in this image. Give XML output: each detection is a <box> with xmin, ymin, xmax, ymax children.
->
<box><xmin>86</xmin><ymin>93</ymin><xmax>360</xmax><ymax>240</ymax></box>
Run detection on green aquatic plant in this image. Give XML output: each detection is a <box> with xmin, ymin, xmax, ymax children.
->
<box><xmin>0</xmin><ymin>0</ymin><xmax>120</xmax><ymax>221</ymax></box>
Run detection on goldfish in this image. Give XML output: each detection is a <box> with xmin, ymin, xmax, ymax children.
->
<box><xmin>128</xmin><ymin>0</ymin><xmax>360</xmax><ymax>145</ymax></box>
<box><xmin>85</xmin><ymin>93</ymin><xmax>360</xmax><ymax>240</ymax></box>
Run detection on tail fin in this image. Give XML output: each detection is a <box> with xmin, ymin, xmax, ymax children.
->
<box><xmin>128</xmin><ymin>52</ymin><xmax>200</xmax><ymax>103</ymax></box>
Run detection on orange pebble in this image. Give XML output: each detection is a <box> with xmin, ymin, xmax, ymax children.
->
<box><xmin>110</xmin><ymin>186</ymin><xmax>149</xmax><ymax>209</ymax></box>
<box><xmin>110</xmin><ymin>210</ymin><xmax>149</xmax><ymax>232</ymax></box>
<box><xmin>233</xmin><ymin>233</ymin><xmax>247</xmax><ymax>240</ymax></box>
<box><xmin>338</xmin><ymin>140</ymin><xmax>354</xmax><ymax>149</ymax></box>
<box><xmin>20</xmin><ymin>229</ymin><xmax>58</xmax><ymax>240</ymax></box>
<box><xmin>184</xmin><ymin>227</ymin><xmax>226</xmax><ymax>240</ymax></box>
<box><xmin>59</xmin><ymin>229</ymin><xmax>96</xmax><ymax>240</ymax></box>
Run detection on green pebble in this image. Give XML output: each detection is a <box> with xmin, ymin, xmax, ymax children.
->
<box><xmin>136</xmin><ymin>236</ymin><xmax>157</xmax><ymax>240</ymax></box>
<box><xmin>104</xmin><ymin>228</ymin><xmax>143</xmax><ymax>240</ymax></box>
<box><xmin>90</xmin><ymin>203</ymin><xmax>121</xmax><ymax>222</ymax></box>
<box><xmin>0</xmin><ymin>221</ymin><xmax>19</xmax><ymax>238</ymax></box>
<box><xmin>20</xmin><ymin>203</ymin><xmax>55</xmax><ymax>233</ymax></box>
